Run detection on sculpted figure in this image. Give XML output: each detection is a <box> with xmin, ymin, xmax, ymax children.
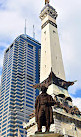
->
<box><xmin>69</xmin><ymin>106</ymin><xmax>81</xmax><ymax>115</ymax></box>
<box><xmin>35</xmin><ymin>86</ymin><xmax>56</xmax><ymax>132</ymax></box>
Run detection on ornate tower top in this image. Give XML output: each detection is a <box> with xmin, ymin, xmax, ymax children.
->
<box><xmin>45</xmin><ymin>0</ymin><xmax>50</xmax><ymax>5</ymax></box>
<box><xmin>40</xmin><ymin>3</ymin><xmax>58</xmax><ymax>21</ymax></box>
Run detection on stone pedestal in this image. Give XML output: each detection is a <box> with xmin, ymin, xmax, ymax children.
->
<box><xmin>30</xmin><ymin>133</ymin><xmax>63</xmax><ymax>137</ymax></box>
<box><xmin>24</xmin><ymin>110</ymin><xmax>81</xmax><ymax>137</ymax></box>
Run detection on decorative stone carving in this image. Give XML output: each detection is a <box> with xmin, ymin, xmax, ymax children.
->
<box><xmin>33</xmin><ymin>69</ymin><xmax>77</xmax><ymax>91</ymax></box>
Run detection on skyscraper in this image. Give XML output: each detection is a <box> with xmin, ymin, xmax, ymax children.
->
<box><xmin>0</xmin><ymin>34</ymin><xmax>41</xmax><ymax>137</ymax></box>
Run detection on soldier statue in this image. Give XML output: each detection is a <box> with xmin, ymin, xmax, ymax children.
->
<box><xmin>35</xmin><ymin>86</ymin><xmax>56</xmax><ymax>132</ymax></box>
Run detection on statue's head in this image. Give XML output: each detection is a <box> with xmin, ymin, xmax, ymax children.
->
<box><xmin>41</xmin><ymin>86</ymin><xmax>48</xmax><ymax>93</ymax></box>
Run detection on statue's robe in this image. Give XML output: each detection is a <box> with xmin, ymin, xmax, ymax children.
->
<box><xmin>35</xmin><ymin>93</ymin><xmax>55</xmax><ymax>126</ymax></box>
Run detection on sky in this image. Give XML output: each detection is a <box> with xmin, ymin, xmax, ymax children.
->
<box><xmin>0</xmin><ymin>0</ymin><xmax>81</xmax><ymax>110</ymax></box>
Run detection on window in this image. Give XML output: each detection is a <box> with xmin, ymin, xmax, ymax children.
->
<box><xmin>53</xmin><ymin>30</ymin><xmax>56</xmax><ymax>33</ymax></box>
<box><xmin>44</xmin><ymin>31</ymin><xmax>46</xmax><ymax>34</ymax></box>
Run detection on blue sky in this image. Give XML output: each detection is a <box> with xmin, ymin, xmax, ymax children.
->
<box><xmin>0</xmin><ymin>0</ymin><xmax>81</xmax><ymax>110</ymax></box>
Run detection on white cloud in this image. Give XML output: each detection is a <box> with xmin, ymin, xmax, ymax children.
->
<box><xmin>72</xmin><ymin>97</ymin><xmax>81</xmax><ymax>111</ymax></box>
<box><xmin>0</xmin><ymin>0</ymin><xmax>42</xmax><ymax>42</ymax></box>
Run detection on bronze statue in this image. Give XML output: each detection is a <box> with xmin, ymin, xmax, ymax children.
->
<box><xmin>35</xmin><ymin>86</ymin><xmax>56</xmax><ymax>132</ymax></box>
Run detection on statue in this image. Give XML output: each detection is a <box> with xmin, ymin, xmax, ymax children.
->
<box><xmin>35</xmin><ymin>86</ymin><xmax>56</xmax><ymax>132</ymax></box>
<box><xmin>45</xmin><ymin>0</ymin><xmax>49</xmax><ymax>5</ymax></box>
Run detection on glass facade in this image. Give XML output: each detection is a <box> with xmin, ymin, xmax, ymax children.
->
<box><xmin>0</xmin><ymin>34</ymin><xmax>41</xmax><ymax>137</ymax></box>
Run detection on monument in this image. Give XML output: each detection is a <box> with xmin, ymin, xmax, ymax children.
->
<box><xmin>23</xmin><ymin>1</ymin><xmax>81</xmax><ymax>137</ymax></box>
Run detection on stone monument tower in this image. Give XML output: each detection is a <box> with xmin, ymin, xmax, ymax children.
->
<box><xmin>40</xmin><ymin>2</ymin><xmax>65</xmax><ymax>83</ymax></box>
<box><xmin>40</xmin><ymin>1</ymin><xmax>67</xmax><ymax>99</ymax></box>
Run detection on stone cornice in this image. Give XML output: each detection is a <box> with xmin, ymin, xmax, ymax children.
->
<box><xmin>53</xmin><ymin>109</ymin><xmax>81</xmax><ymax>122</ymax></box>
<box><xmin>41</xmin><ymin>20</ymin><xmax>57</xmax><ymax>29</ymax></box>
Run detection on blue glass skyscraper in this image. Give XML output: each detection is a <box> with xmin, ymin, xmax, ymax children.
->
<box><xmin>0</xmin><ymin>34</ymin><xmax>41</xmax><ymax>137</ymax></box>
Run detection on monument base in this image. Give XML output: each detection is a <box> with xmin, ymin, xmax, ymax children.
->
<box><xmin>30</xmin><ymin>133</ymin><xmax>63</xmax><ymax>137</ymax></box>
<box><xmin>24</xmin><ymin>109</ymin><xmax>81</xmax><ymax>137</ymax></box>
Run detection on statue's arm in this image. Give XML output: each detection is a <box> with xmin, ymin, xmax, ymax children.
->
<box><xmin>48</xmin><ymin>97</ymin><xmax>56</xmax><ymax>106</ymax></box>
<box><xmin>48</xmin><ymin>96</ymin><xmax>61</xmax><ymax>106</ymax></box>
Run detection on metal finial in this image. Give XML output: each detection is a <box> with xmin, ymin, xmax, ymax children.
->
<box><xmin>45</xmin><ymin>0</ymin><xmax>49</xmax><ymax>5</ymax></box>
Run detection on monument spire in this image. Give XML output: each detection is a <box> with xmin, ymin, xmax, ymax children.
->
<box><xmin>40</xmin><ymin>3</ymin><xmax>65</xmax><ymax>83</ymax></box>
